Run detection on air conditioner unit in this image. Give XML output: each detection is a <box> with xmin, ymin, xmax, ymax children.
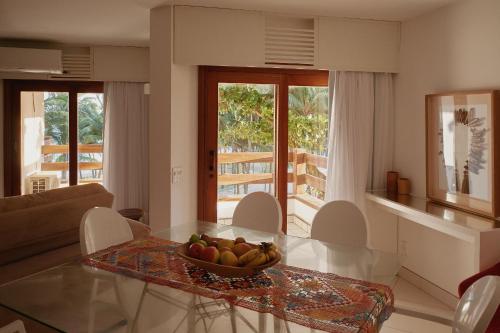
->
<box><xmin>26</xmin><ymin>173</ymin><xmax>60</xmax><ymax>194</ymax></box>
<box><xmin>0</xmin><ymin>47</ymin><xmax>62</xmax><ymax>74</ymax></box>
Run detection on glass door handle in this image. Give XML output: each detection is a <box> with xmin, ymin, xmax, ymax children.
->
<box><xmin>208</xmin><ymin>150</ymin><xmax>216</xmax><ymax>177</ymax></box>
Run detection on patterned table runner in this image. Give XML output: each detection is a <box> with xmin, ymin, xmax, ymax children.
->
<box><xmin>82</xmin><ymin>237</ymin><xmax>394</xmax><ymax>333</ymax></box>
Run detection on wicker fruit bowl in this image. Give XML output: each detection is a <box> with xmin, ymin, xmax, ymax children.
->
<box><xmin>175</xmin><ymin>234</ymin><xmax>281</xmax><ymax>278</ymax></box>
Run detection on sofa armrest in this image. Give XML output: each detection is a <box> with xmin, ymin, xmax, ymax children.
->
<box><xmin>126</xmin><ymin>218</ymin><xmax>151</xmax><ymax>240</ymax></box>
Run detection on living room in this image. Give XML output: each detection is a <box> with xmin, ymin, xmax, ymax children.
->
<box><xmin>0</xmin><ymin>0</ymin><xmax>499</xmax><ymax>332</ymax></box>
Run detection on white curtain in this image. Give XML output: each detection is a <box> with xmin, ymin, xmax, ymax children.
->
<box><xmin>103</xmin><ymin>82</ymin><xmax>149</xmax><ymax>215</ymax></box>
<box><xmin>369</xmin><ymin>73</ymin><xmax>395</xmax><ymax>190</ymax></box>
<box><xmin>325</xmin><ymin>71</ymin><xmax>394</xmax><ymax>210</ymax></box>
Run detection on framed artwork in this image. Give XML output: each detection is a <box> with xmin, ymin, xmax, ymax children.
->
<box><xmin>426</xmin><ymin>90</ymin><xmax>500</xmax><ymax>218</ymax></box>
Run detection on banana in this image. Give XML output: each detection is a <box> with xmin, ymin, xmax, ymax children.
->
<box><xmin>267</xmin><ymin>249</ymin><xmax>277</xmax><ymax>260</ymax></box>
<box><xmin>245</xmin><ymin>252</ymin><xmax>268</xmax><ymax>267</ymax></box>
<box><xmin>238</xmin><ymin>248</ymin><xmax>260</xmax><ymax>266</ymax></box>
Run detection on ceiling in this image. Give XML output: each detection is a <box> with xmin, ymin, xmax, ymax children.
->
<box><xmin>0</xmin><ymin>0</ymin><xmax>458</xmax><ymax>47</ymax></box>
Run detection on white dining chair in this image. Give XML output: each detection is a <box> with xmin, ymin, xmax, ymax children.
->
<box><xmin>453</xmin><ymin>275</ymin><xmax>500</xmax><ymax>333</ymax></box>
<box><xmin>311</xmin><ymin>200</ymin><xmax>367</xmax><ymax>247</ymax></box>
<box><xmin>80</xmin><ymin>207</ymin><xmax>134</xmax><ymax>255</ymax></box>
<box><xmin>0</xmin><ymin>320</ymin><xmax>26</xmax><ymax>333</ymax></box>
<box><xmin>232</xmin><ymin>192</ymin><xmax>282</xmax><ymax>234</ymax></box>
<box><xmin>80</xmin><ymin>207</ymin><xmax>141</xmax><ymax>333</ymax></box>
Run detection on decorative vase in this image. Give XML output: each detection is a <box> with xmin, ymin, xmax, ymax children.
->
<box><xmin>398</xmin><ymin>178</ymin><xmax>411</xmax><ymax>195</ymax></box>
<box><xmin>387</xmin><ymin>171</ymin><xmax>399</xmax><ymax>193</ymax></box>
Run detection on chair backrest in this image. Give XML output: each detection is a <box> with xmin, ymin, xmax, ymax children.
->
<box><xmin>0</xmin><ymin>320</ymin><xmax>26</xmax><ymax>333</ymax></box>
<box><xmin>453</xmin><ymin>275</ymin><xmax>500</xmax><ymax>333</ymax></box>
<box><xmin>311</xmin><ymin>200</ymin><xmax>367</xmax><ymax>247</ymax></box>
<box><xmin>232</xmin><ymin>192</ymin><xmax>282</xmax><ymax>234</ymax></box>
<box><xmin>80</xmin><ymin>207</ymin><xmax>133</xmax><ymax>255</ymax></box>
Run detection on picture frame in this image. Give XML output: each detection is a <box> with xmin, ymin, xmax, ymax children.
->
<box><xmin>426</xmin><ymin>90</ymin><xmax>500</xmax><ymax>218</ymax></box>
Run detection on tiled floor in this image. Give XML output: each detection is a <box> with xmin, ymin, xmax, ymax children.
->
<box><xmin>285</xmin><ymin>220</ymin><xmax>310</xmax><ymax>238</ymax></box>
<box><xmin>382</xmin><ymin>278</ymin><xmax>455</xmax><ymax>333</ymax></box>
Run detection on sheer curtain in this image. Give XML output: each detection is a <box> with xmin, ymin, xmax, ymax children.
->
<box><xmin>103</xmin><ymin>82</ymin><xmax>149</xmax><ymax>217</ymax></box>
<box><xmin>325</xmin><ymin>71</ymin><xmax>394</xmax><ymax>210</ymax></box>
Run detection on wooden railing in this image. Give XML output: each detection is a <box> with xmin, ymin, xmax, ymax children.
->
<box><xmin>40</xmin><ymin>145</ymin><xmax>325</xmax><ymax>194</ymax></box>
<box><xmin>218</xmin><ymin>149</ymin><xmax>326</xmax><ymax>193</ymax></box>
<box><xmin>41</xmin><ymin>144</ymin><xmax>103</xmax><ymax>171</ymax></box>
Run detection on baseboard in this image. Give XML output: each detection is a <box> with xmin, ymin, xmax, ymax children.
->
<box><xmin>398</xmin><ymin>267</ymin><xmax>459</xmax><ymax>309</ymax></box>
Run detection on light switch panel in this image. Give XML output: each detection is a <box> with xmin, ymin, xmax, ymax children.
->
<box><xmin>172</xmin><ymin>167</ymin><xmax>182</xmax><ymax>184</ymax></box>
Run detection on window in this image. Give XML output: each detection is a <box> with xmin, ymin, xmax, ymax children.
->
<box><xmin>4</xmin><ymin>80</ymin><xmax>103</xmax><ymax>196</ymax></box>
<box><xmin>198</xmin><ymin>67</ymin><xmax>329</xmax><ymax>237</ymax></box>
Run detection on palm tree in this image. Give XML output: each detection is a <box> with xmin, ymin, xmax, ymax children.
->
<box><xmin>43</xmin><ymin>93</ymin><xmax>104</xmax><ymax>180</ymax></box>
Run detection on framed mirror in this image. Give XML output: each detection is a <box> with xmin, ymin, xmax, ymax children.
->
<box><xmin>426</xmin><ymin>90</ymin><xmax>500</xmax><ymax>218</ymax></box>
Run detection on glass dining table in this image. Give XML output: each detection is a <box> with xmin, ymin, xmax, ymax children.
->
<box><xmin>0</xmin><ymin>222</ymin><xmax>400</xmax><ymax>333</ymax></box>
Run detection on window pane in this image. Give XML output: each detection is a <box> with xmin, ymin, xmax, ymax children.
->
<box><xmin>287</xmin><ymin>85</ymin><xmax>329</xmax><ymax>237</ymax></box>
<box><xmin>21</xmin><ymin>92</ymin><xmax>69</xmax><ymax>194</ymax></box>
<box><xmin>77</xmin><ymin>93</ymin><xmax>104</xmax><ymax>185</ymax></box>
<box><xmin>217</xmin><ymin>83</ymin><xmax>276</xmax><ymax>224</ymax></box>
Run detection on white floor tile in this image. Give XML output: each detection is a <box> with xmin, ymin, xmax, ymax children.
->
<box><xmin>383</xmin><ymin>313</ymin><xmax>452</xmax><ymax>333</ymax></box>
<box><xmin>393</xmin><ymin>278</ymin><xmax>455</xmax><ymax>320</ymax></box>
<box><xmin>380</xmin><ymin>326</ymin><xmax>410</xmax><ymax>333</ymax></box>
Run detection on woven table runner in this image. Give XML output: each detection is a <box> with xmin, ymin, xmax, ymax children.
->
<box><xmin>82</xmin><ymin>236</ymin><xmax>394</xmax><ymax>333</ymax></box>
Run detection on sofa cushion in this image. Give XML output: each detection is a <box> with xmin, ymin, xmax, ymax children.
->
<box><xmin>0</xmin><ymin>184</ymin><xmax>113</xmax><ymax>265</ymax></box>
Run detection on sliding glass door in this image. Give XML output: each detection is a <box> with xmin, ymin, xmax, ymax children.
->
<box><xmin>198</xmin><ymin>67</ymin><xmax>328</xmax><ymax>235</ymax></box>
<box><xmin>4</xmin><ymin>80</ymin><xmax>103</xmax><ymax>196</ymax></box>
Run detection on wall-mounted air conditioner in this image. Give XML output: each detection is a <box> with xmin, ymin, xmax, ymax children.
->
<box><xmin>26</xmin><ymin>173</ymin><xmax>60</xmax><ymax>194</ymax></box>
<box><xmin>0</xmin><ymin>47</ymin><xmax>62</xmax><ymax>74</ymax></box>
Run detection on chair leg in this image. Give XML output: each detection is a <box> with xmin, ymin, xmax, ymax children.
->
<box><xmin>229</xmin><ymin>304</ymin><xmax>237</xmax><ymax>333</ymax></box>
<box><xmin>259</xmin><ymin>312</ymin><xmax>267</xmax><ymax>333</ymax></box>
<box><xmin>87</xmin><ymin>279</ymin><xmax>99</xmax><ymax>333</ymax></box>
<box><xmin>127</xmin><ymin>282</ymin><xmax>148</xmax><ymax>333</ymax></box>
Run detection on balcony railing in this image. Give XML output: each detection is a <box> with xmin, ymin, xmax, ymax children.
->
<box><xmin>40</xmin><ymin>146</ymin><xmax>326</xmax><ymax>198</ymax></box>
<box><xmin>218</xmin><ymin>149</ymin><xmax>327</xmax><ymax>203</ymax></box>
<box><xmin>41</xmin><ymin>144</ymin><xmax>103</xmax><ymax>172</ymax></box>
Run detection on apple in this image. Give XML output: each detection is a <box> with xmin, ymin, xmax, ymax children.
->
<box><xmin>188</xmin><ymin>242</ymin><xmax>205</xmax><ymax>259</ymax></box>
<box><xmin>200</xmin><ymin>234</ymin><xmax>211</xmax><ymax>242</ymax></box>
<box><xmin>233</xmin><ymin>243</ymin><xmax>252</xmax><ymax>257</ymax></box>
<box><xmin>200</xmin><ymin>246</ymin><xmax>220</xmax><ymax>263</ymax></box>
<box><xmin>217</xmin><ymin>239</ymin><xmax>235</xmax><ymax>250</ymax></box>
<box><xmin>234</xmin><ymin>237</ymin><xmax>246</xmax><ymax>244</ymax></box>
<box><xmin>220</xmin><ymin>251</ymin><xmax>238</xmax><ymax>266</ymax></box>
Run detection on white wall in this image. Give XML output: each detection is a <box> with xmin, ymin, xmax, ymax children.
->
<box><xmin>149</xmin><ymin>5</ymin><xmax>173</xmax><ymax>231</ymax></box>
<box><xmin>171</xmin><ymin>64</ymin><xmax>198</xmax><ymax>226</ymax></box>
<box><xmin>393</xmin><ymin>0</ymin><xmax>500</xmax><ymax>295</ymax></box>
<box><xmin>173</xmin><ymin>6</ymin><xmax>401</xmax><ymax>73</ymax></box>
<box><xmin>395</xmin><ymin>0</ymin><xmax>500</xmax><ymax>198</ymax></box>
<box><xmin>93</xmin><ymin>46</ymin><xmax>149</xmax><ymax>82</ymax></box>
<box><xmin>20</xmin><ymin>92</ymin><xmax>44</xmax><ymax>194</ymax></box>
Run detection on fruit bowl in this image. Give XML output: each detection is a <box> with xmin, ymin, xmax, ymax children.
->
<box><xmin>175</xmin><ymin>241</ymin><xmax>281</xmax><ymax>278</ymax></box>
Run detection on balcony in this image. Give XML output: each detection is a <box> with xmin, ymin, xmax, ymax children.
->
<box><xmin>217</xmin><ymin>148</ymin><xmax>326</xmax><ymax>238</ymax></box>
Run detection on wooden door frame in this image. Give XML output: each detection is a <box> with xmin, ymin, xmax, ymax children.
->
<box><xmin>3</xmin><ymin>80</ymin><xmax>103</xmax><ymax>196</ymax></box>
<box><xmin>197</xmin><ymin>66</ymin><xmax>328</xmax><ymax>233</ymax></box>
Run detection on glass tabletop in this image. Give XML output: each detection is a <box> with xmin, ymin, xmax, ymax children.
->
<box><xmin>0</xmin><ymin>222</ymin><xmax>400</xmax><ymax>333</ymax></box>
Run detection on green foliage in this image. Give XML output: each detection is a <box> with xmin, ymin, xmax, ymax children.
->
<box><xmin>43</xmin><ymin>93</ymin><xmax>103</xmax><ymax>167</ymax></box>
<box><xmin>44</xmin><ymin>92</ymin><xmax>69</xmax><ymax>145</ymax></box>
<box><xmin>78</xmin><ymin>94</ymin><xmax>104</xmax><ymax>144</ymax></box>
<box><xmin>217</xmin><ymin>84</ymin><xmax>329</xmax><ymax>154</ymax></box>
<box><xmin>288</xmin><ymin>86</ymin><xmax>329</xmax><ymax>154</ymax></box>
<box><xmin>218</xmin><ymin>84</ymin><xmax>274</xmax><ymax>151</ymax></box>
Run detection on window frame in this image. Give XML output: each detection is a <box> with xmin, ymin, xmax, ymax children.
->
<box><xmin>3</xmin><ymin>80</ymin><xmax>103</xmax><ymax>196</ymax></box>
